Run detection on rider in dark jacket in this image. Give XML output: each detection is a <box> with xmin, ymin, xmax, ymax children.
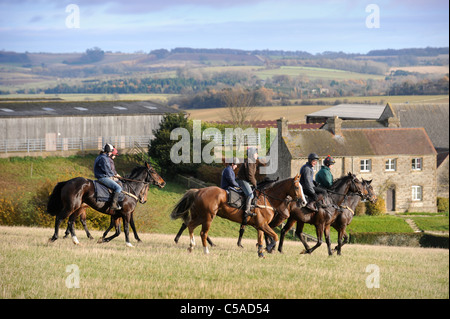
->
<box><xmin>94</xmin><ymin>143</ymin><xmax>122</xmax><ymax>210</ymax></box>
<box><xmin>221</xmin><ymin>158</ymin><xmax>240</xmax><ymax>190</ymax></box>
<box><xmin>300</xmin><ymin>153</ymin><xmax>327</xmax><ymax>212</ymax></box>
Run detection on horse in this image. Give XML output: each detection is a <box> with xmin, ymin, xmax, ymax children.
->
<box><xmin>331</xmin><ymin>179</ymin><xmax>377</xmax><ymax>255</ymax></box>
<box><xmin>172</xmin><ymin>177</ymin><xmax>282</xmax><ymax>249</ymax></box>
<box><xmin>62</xmin><ymin>183</ymin><xmax>150</xmax><ymax>243</ymax></box>
<box><xmin>170</xmin><ymin>174</ymin><xmax>305</xmax><ymax>258</ymax></box>
<box><xmin>47</xmin><ymin>162</ymin><xmax>165</xmax><ymax>247</ymax></box>
<box><xmin>275</xmin><ymin>173</ymin><xmax>370</xmax><ymax>255</ymax></box>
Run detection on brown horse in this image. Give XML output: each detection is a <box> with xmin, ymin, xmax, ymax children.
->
<box><xmin>47</xmin><ymin>162</ymin><xmax>165</xmax><ymax>247</ymax></box>
<box><xmin>170</xmin><ymin>174</ymin><xmax>305</xmax><ymax>257</ymax></box>
<box><xmin>63</xmin><ymin>183</ymin><xmax>150</xmax><ymax>243</ymax></box>
<box><xmin>275</xmin><ymin>173</ymin><xmax>370</xmax><ymax>255</ymax></box>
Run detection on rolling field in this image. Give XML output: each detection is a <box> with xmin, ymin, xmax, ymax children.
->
<box><xmin>1</xmin><ymin>225</ymin><xmax>448</xmax><ymax>299</ymax></box>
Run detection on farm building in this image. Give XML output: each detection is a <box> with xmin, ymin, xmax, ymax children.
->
<box><xmin>0</xmin><ymin>100</ymin><xmax>180</xmax><ymax>156</ymax></box>
<box><xmin>306</xmin><ymin>102</ymin><xmax>449</xmax><ymax>199</ymax></box>
<box><xmin>272</xmin><ymin>117</ymin><xmax>438</xmax><ymax>213</ymax></box>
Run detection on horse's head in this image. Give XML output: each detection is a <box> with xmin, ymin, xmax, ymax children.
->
<box><xmin>361</xmin><ymin>179</ymin><xmax>377</xmax><ymax>203</ymax></box>
<box><xmin>290</xmin><ymin>174</ymin><xmax>307</xmax><ymax>206</ymax></box>
<box><xmin>138</xmin><ymin>183</ymin><xmax>150</xmax><ymax>204</ymax></box>
<box><xmin>145</xmin><ymin>162</ymin><xmax>166</xmax><ymax>188</ymax></box>
<box><xmin>347</xmin><ymin>173</ymin><xmax>369</xmax><ymax>198</ymax></box>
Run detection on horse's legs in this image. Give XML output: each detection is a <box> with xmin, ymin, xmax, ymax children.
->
<box><xmin>174</xmin><ymin>223</ymin><xmax>187</xmax><ymax>244</ymax></box>
<box><xmin>200</xmin><ymin>219</ymin><xmax>212</xmax><ymax>254</ymax></box>
<box><xmin>100</xmin><ymin>217</ymin><xmax>121</xmax><ymax>243</ymax></box>
<box><xmin>237</xmin><ymin>225</ymin><xmax>246</xmax><ymax>248</ymax></box>
<box><xmin>324</xmin><ymin>225</ymin><xmax>333</xmax><ymax>256</ymax></box>
<box><xmin>79</xmin><ymin>209</ymin><xmax>93</xmax><ymax>240</ymax></box>
<box><xmin>303</xmin><ymin>224</ymin><xmax>323</xmax><ymax>254</ymax></box>
<box><xmin>129</xmin><ymin>213</ymin><xmax>141</xmax><ymax>242</ymax></box>
<box><xmin>296</xmin><ymin>222</ymin><xmax>311</xmax><ymax>253</ymax></box>
<box><xmin>49</xmin><ymin>217</ymin><xmax>63</xmax><ymax>242</ymax></box>
<box><xmin>334</xmin><ymin>229</ymin><xmax>347</xmax><ymax>255</ymax></box>
<box><xmin>257</xmin><ymin>230</ymin><xmax>265</xmax><ymax>258</ymax></box>
<box><xmin>188</xmin><ymin>224</ymin><xmax>196</xmax><ymax>253</ymax></box>
<box><xmin>67</xmin><ymin>213</ymin><xmax>80</xmax><ymax>245</ymax></box>
<box><xmin>122</xmin><ymin>215</ymin><xmax>133</xmax><ymax>247</ymax></box>
<box><xmin>278</xmin><ymin>217</ymin><xmax>296</xmax><ymax>253</ymax></box>
<box><xmin>257</xmin><ymin>223</ymin><xmax>278</xmax><ymax>257</ymax></box>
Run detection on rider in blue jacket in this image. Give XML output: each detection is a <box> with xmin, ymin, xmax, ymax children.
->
<box><xmin>94</xmin><ymin>143</ymin><xmax>122</xmax><ymax>210</ymax></box>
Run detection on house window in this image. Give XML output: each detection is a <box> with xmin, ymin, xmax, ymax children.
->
<box><xmin>412</xmin><ymin>186</ymin><xmax>423</xmax><ymax>201</ymax></box>
<box><xmin>385</xmin><ymin>159</ymin><xmax>397</xmax><ymax>171</ymax></box>
<box><xmin>412</xmin><ymin>158</ymin><xmax>422</xmax><ymax>170</ymax></box>
<box><xmin>360</xmin><ymin>159</ymin><xmax>371</xmax><ymax>172</ymax></box>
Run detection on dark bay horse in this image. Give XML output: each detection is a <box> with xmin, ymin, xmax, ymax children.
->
<box><xmin>170</xmin><ymin>174</ymin><xmax>305</xmax><ymax>257</ymax></box>
<box><xmin>331</xmin><ymin>179</ymin><xmax>377</xmax><ymax>255</ymax></box>
<box><xmin>47</xmin><ymin>162</ymin><xmax>165</xmax><ymax>247</ymax></box>
<box><xmin>63</xmin><ymin>183</ymin><xmax>149</xmax><ymax>243</ymax></box>
<box><xmin>275</xmin><ymin>173</ymin><xmax>371</xmax><ymax>255</ymax></box>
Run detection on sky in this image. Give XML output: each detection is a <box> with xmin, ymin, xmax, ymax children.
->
<box><xmin>0</xmin><ymin>0</ymin><xmax>448</xmax><ymax>54</ymax></box>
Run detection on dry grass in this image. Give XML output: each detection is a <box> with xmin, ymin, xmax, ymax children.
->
<box><xmin>0</xmin><ymin>225</ymin><xmax>448</xmax><ymax>299</ymax></box>
<box><xmin>187</xmin><ymin>105</ymin><xmax>331</xmax><ymax>122</ymax></box>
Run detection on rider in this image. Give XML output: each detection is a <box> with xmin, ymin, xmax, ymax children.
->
<box><xmin>94</xmin><ymin>143</ymin><xmax>122</xmax><ymax>210</ymax></box>
<box><xmin>237</xmin><ymin>147</ymin><xmax>259</xmax><ymax>221</ymax></box>
<box><xmin>300</xmin><ymin>153</ymin><xmax>327</xmax><ymax>212</ymax></box>
<box><xmin>220</xmin><ymin>157</ymin><xmax>240</xmax><ymax>190</ymax></box>
<box><xmin>315</xmin><ymin>155</ymin><xmax>335</xmax><ymax>189</ymax></box>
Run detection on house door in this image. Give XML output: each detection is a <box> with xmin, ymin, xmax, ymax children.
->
<box><xmin>386</xmin><ymin>187</ymin><xmax>396</xmax><ymax>211</ymax></box>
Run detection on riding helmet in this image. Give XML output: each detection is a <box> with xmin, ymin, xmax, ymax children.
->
<box><xmin>324</xmin><ymin>155</ymin><xmax>336</xmax><ymax>166</ymax></box>
<box><xmin>308</xmin><ymin>153</ymin><xmax>319</xmax><ymax>162</ymax></box>
<box><xmin>103</xmin><ymin>143</ymin><xmax>114</xmax><ymax>153</ymax></box>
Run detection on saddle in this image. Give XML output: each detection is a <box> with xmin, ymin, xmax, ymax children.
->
<box><xmin>226</xmin><ymin>187</ymin><xmax>258</xmax><ymax>209</ymax></box>
<box><xmin>226</xmin><ymin>187</ymin><xmax>245</xmax><ymax>209</ymax></box>
<box><xmin>93</xmin><ymin>180</ymin><xmax>125</xmax><ymax>203</ymax></box>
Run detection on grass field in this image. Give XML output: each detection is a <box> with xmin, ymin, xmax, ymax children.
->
<box><xmin>186</xmin><ymin>95</ymin><xmax>449</xmax><ymax>122</ymax></box>
<box><xmin>0</xmin><ymin>225</ymin><xmax>448</xmax><ymax>299</ymax></box>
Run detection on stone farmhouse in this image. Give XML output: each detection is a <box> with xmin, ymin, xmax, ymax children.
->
<box><xmin>272</xmin><ymin>116</ymin><xmax>438</xmax><ymax>213</ymax></box>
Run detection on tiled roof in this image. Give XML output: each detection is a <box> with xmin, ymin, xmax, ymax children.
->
<box><xmin>284</xmin><ymin>127</ymin><xmax>436</xmax><ymax>158</ymax></box>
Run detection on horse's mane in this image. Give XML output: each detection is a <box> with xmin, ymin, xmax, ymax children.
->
<box><xmin>329</xmin><ymin>174</ymin><xmax>353</xmax><ymax>191</ymax></box>
<box><xmin>125</xmin><ymin>166</ymin><xmax>145</xmax><ymax>179</ymax></box>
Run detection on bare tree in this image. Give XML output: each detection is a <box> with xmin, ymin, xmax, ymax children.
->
<box><xmin>221</xmin><ymin>87</ymin><xmax>259</xmax><ymax>128</ymax></box>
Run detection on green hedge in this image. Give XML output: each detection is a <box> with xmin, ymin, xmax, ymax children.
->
<box><xmin>349</xmin><ymin>232</ymin><xmax>449</xmax><ymax>249</ymax></box>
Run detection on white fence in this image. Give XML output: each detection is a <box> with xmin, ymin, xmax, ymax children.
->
<box><xmin>0</xmin><ymin>136</ymin><xmax>152</xmax><ymax>153</ymax></box>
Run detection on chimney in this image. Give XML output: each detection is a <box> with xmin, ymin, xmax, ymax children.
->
<box><xmin>277</xmin><ymin>117</ymin><xmax>288</xmax><ymax>138</ymax></box>
<box><xmin>327</xmin><ymin>116</ymin><xmax>343</xmax><ymax>136</ymax></box>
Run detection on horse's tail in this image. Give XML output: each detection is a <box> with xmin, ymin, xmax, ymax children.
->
<box><xmin>47</xmin><ymin>181</ymin><xmax>67</xmax><ymax>216</ymax></box>
<box><xmin>170</xmin><ymin>189</ymin><xmax>199</xmax><ymax>224</ymax></box>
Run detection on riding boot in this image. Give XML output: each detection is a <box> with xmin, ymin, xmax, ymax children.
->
<box><xmin>243</xmin><ymin>196</ymin><xmax>256</xmax><ymax>220</ymax></box>
<box><xmin>305</xmin><ymin>200</ymin><xmax>317</xmax><ymax>212</ymax></box>
<box><xmin>110</xmin><ymin>192</ymin><xmax>122</xmax><ymax>210</ymax></box>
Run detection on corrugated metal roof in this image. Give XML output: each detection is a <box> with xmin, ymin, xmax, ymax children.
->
<box><xmin>0</xmin><ymin>101</ymin><xmax>180</xmax><ymax>118</ymax></box>
<box><xmin>306</xmin><ymin>104</ymin><xmax>386</xmax><ymax>120</ymax></box>
<box><xmin>284</xmin><ymin>127</ymin><xmax>436</xmax><ymax>158</ymax></box>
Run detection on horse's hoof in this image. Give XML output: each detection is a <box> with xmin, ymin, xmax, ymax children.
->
<box><xmin>88</xmin><ymin>236</ymin><xmax>94</xmax><ymax>240</ymax></box>
<box><xmin>72</xmin><ymin>236</ymin><xmax>80</xmax><ymax>245</ymax></box>
<box><xmin>188</xmin><ymin>247</ymin><xmax>193</xmax><ymax>253</ymax></box>
<box><xmin>97</xmin><ymin>238</ymin><xmax>105</xmax><ymax>244</ymax></box>
<box><xmin>300</xmin><ymin>249</ymin><xmax>307</xmax><ymax>255</ymax></box>
<box><xmin>258</xmin><ymin>253</ymin><xmax>266</xmax><ymax>259</ymax></box>
<box><xmin>238</xmin><ymin>244</ymin><xmax>244</xmax><ymax>249</ymax></box>
<box><xmin>126</xmin><ymin>242</ymin><xmax>134</xmax><ymax>248</ymax></box>
<box><xmin>48</xmin><ymin>238</ymin><xmax>56</xmax><ymax>243</ymax></box>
